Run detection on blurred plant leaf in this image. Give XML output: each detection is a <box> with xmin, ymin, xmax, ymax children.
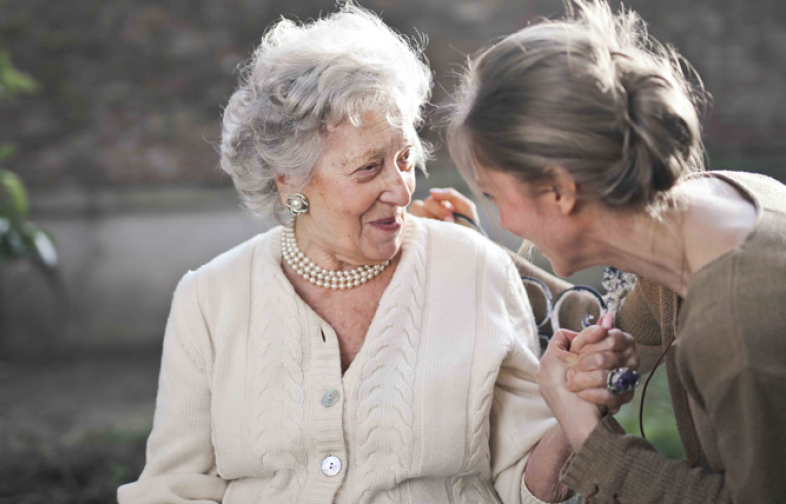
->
<box><xmin>1</xmin><ymin>227</ymin><xmax>26</xmax><ymax>259</ymax></box>
<box><xmin>0</xmin><ymin>168</ymin><xmax>29</xmax><ymax>221</ymax></box>
<box><xmin>0</xmin><ymin>51</ymin><xmax>40</xmax><ymax>100</ymax></box>
<box><xmin>0</xmin><ymin>143</ymin><xmax>16</xmax><ymax>162</ymax></box>
<box><xmin>0</xmin><ymin>169</ymin><xmax>59</xmax><ymax>268</ymax></box>
<box><xmin>23</xmin><ymin>223</ymin><xmax>59</xmax><ymax>268</ymax></box>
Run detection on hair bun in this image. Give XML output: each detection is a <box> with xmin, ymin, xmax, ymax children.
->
<box><xmin>604</xmin><ymin>56</ymin><xmax>704</xmax><ymax>207</ymax></box>
<box><xmin>449</xmin><ymin>0</ymin><xmax>708</xmax><ymax>212</ymax></box>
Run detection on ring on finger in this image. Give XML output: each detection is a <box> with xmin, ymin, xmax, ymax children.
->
<box><xmin>606</xmin><ymin>367</ymin><xmax>641</xmax><ymax>396</ymax></box>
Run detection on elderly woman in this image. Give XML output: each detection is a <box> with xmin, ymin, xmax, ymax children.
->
<box><xmin>116</xmin><ymin>5</ymin><xmax>610</xmax><ymax>504</ymax></box>
<box><xmin>429</xmin><ymin>1</ymin><xmax>786</xmax><ymax>502</ymax></box>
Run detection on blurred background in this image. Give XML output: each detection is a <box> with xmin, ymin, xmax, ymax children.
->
<box><xmin>0</xmin><ymin>0</ymin><xmax>783</xmax><ymax>501</ymax></box>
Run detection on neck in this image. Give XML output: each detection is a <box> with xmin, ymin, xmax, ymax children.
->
<box><xmin>579</xmin><ymin>177</ymin><xmax>757</xmax><ymax>299</ymax></box>
<box><xmin>282</xmin><ymin>220</ymin><xmax>391</xmax><ymax>290</ymax></box>
<box><xmin>606</xmin><ymin>215</ymin><xmax>692</xmax><ymax>297</ymax></box>
<box><xmin>579</xmin><ymin>205</ymin><xmax>693</xmax><ymax>298</ymax></box>
<box><xmin>292</xmin><ymin>216</ymin><xmax>363</xmax><ymax>271</ymax></box>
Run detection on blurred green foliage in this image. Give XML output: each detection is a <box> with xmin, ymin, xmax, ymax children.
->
<box><xmin>0</xmin><ymin>50</ymin><xmax>40</xmax><ymax>101</ymax></box>
<box><xmin>0</xmin><ymin>160</ymin><xmax>59</xmax><ymax>269</ymax></box>
<box><xmin>616</xmin><ymin>363</ymin><xmax>687</xmax><ymax>460</ymax></box>
<box><xmin>0</xmin><ymin>49</ymin><xmax>64</xmax><ymax>354</ymax></box>
<box><xmin>0</xmin><ymin>49</ymin><xmax>56</xmax><ymax>269</ymax></box>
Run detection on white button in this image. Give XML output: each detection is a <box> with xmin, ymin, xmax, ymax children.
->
<box><xmin>321</xmin><ymin>389</ymin><xmax>340</xmax><ymax>407</ymax></box>
<box><xmin>321</xmin><ymin>455</ymin><xmax>342</xmax><ymax>476</ymax></box>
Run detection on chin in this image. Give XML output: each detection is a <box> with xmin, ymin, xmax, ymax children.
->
<box><xmin>545</xmin><ymin>255</ymin><xmax>576</xmax><ymax>279</ymax></box>
<box><xmin>371</xmin><ymin>234</ymin><xmax>403</xmax><ymax>263</ymax></box>
<box><xmin>362</xmin><ymin>221</ymin><xmax>405</xmax><ymax>261</ymax></box>
<box><xmin>551</xmin><ymin>264</ymin><xmax>576</xmax><ymax>278</ymax></box>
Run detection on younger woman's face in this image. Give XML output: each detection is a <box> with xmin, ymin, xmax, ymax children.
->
<box><xmin>474</xmin><ymin>164</ymin><xmax>582</xmax><ymax>277</ymax></box>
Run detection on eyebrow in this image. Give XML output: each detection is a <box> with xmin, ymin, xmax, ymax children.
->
<box><xmin>341</xmin><ymin>147</ymin><xmax>387</xmax><ymax>170</ymax></box>
<box><xmin>340</xmin><ymin>139</ymin><xmax>414</xmax><ymax>170</ymax></box>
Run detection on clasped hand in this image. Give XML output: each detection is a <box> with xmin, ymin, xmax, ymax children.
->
<box><xmin>535</xmin><ymin>314</ymin><xmax>639</xmax><ymax>452</ymax></box>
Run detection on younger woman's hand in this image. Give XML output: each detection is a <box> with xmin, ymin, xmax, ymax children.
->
<box><xmin>565</xmin><ymin>313</ymin><xmax>640</xmax><ymax>414</ymax></box>
<box><xmin>410</xmin><ymin>187</ymin><xmax>480</xmax><ymax>229</ymax></box>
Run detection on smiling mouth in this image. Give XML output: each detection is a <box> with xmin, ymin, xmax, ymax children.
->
<box><xmin>369</xmin><ymin>215</ymin><xmax>403</xmax><ymax>231</ymax></box>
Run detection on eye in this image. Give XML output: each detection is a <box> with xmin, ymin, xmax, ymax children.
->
<box><xmin>482</xmin><ymin>191</ymin><xmax>495</xmax><ymax>201</ymax></box>
<box><xmin>356</xmin><ymin>162</ymin><xmax>381</xmax><ymax>173</ymax></box>
<box><xmin>353</xmin><ymin>161</ymin><xmax>383</xmax><ymax>181</ymax></box>
<box><xmin>397</xmin><ymin>148</ymin><xmax>414</xmax><ymax>170</ymax></box>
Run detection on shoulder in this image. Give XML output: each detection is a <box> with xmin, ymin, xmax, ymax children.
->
<box><xmin>699</xmin><ymin>170</ymin><xmax>786</xmax><ymax>213</ymax></box>
<box><xmin>414</xmin><ymin>216</ymin><xmax>514</xmax><ymax>270</ymax></box>
<box><xmin>414</xmin><ymin>218</ymin><xmax>538</xmax><ymax>349</ymax></box>
<box><xmin>172</xmin><ymin>226</ymin><xmax>281</xmax><ymax>322</ymax></box>
<box><xmin>679</xmin><ymin>171</ymin><xmax>786</xmax><ymax>377</ymax></box>
<box><xmin>187</xmin><ymin>226</ymin><xmax>280</xmax><ymax>285</ymax></box>
<box><xmin>709</xmin><ymin>170</ymin><xmax>784</xmax><ymax>192</ymax></box>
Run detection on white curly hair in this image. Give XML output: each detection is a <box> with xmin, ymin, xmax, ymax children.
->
<box><xmin>220</xmin><ymin>2</ymin><xmax>433</xmax><ymax>221</ymax></box>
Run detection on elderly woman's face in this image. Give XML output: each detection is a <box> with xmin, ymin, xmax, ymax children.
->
<box><xmin>295</xmin><ymin>110</ymin><xmax>416</xmax><ymax>266</ymax></box>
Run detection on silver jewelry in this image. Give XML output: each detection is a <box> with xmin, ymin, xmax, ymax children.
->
<box><xmin>281</xmin><ymin>219</ymin><xmax>390</xmax><ymax>290</ymax></box>
<box><xmin>285</xmin><ymin>193</ymin><xmax>309</xmax><ymax>215</ymax></box>
<box><xmin>601</xmin><ymin>267</ymin><xmax>637</xmax><ymax>314</ymax></box>
<box><xmin>549</xmin><ymin>285</ymin><xmax>607</xmax><ymax>332</ymax></box>
<box><xmin>606</xmin><ymin>366</ymin><xmax>641</xmax><ymax>396</ymax></box>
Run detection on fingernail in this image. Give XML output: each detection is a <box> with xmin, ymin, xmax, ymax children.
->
<box><xmin>445</xmin><ymin>213</ymin><xmax>455</xmax><ymax>222</ymax></box>
<box><xmin>430</xmin><ymin>188</ymin><xmax>445</xmax><ymax>194</ymax></box>
<box><xmin>601</xmin><ymin>313</ymin><xmax>614</xmax><ymax>329</ymax></box>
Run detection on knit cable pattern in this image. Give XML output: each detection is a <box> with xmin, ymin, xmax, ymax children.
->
<box><xmin>252</xmin><ymin>255</ymin><xmax>308</xmax><ymax>502</ymax></box>
<box><xmin>355</xmin><ymin>224</ymin><xmax>428</xmax><ymax>504</ymax></box>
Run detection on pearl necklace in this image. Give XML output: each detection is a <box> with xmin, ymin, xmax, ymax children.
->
<box><xmin>282</xmin><ymin>220</ymin><xmax>390</xmax><ymax>290</ymax></box>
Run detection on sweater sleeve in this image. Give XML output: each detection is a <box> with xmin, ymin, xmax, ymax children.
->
<box><xmin>117</xmin><ymin>272</ymin><xmax>228</xmax><ymax>503</ymax></box>
<box><xmin>558</xmin><ymin>278</ymin><xmax>735</xmax><ymax>504</ymax></box>
<box><xmin>559</xmin><ymin>416</ymin><xmax>729</xmax><ymax>503</ymax></box>
<box><xmin>491</xmin><ymin>262</ymin><xmax>582</xmax><ymax>504</ymax></box>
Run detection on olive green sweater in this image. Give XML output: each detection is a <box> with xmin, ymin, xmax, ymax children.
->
<box><xmin>519</xmin><ymin>171</ymin><xmax>786</xmax><ymax>503</ymax></box>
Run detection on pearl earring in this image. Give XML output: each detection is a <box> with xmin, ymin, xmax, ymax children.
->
<box><xmin>286</xmin><ymin>193</ymin><xmax>309</xmax><ymax>215</ymax></box>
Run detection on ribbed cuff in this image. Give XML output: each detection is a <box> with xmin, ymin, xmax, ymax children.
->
<box><xmin>559</xmin><ymin>416</ymin><xmax>626</xmax><ymax>498</ymax></box>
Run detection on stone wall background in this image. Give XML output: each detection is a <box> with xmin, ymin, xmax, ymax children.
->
<box><xmin>2</xmin><ymin>0</ymin><xmax>784</xmax><ymax>189</ymax></box>
<box><xmin>0</xmin><ymin>0</ymin><xmax>784</xmax><ymax>352</ymax></box>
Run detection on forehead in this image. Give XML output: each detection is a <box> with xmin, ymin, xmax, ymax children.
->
<box><xmin>323</xmin><ymin>111</ymin><xmax>414</xmax><ymax>167</ymax></box>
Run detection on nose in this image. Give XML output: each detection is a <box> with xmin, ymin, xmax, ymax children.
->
<box><xmin>379</xmin><ymin>165</ymin><xmax>413</xmax><ymax>207</ymax></box>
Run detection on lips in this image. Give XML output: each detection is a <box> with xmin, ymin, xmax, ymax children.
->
<box><xmin>369</xmin><ymin>215</ymin><xmax>403</xmax><ymax>232</ymax></box>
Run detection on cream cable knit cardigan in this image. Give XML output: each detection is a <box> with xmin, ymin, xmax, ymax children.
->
<box><xmin>118</xmin><ymin>216</ymin><xmax>570</xmax><ymax>504</ymax></box>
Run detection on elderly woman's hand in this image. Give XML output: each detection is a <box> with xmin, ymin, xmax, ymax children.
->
<box><xmin>536</xmin><ymin>329</ymin><xmax>602</xmax><ymax>452</ymax></box>
<box><xmin>410</xmin><ymin>187</ymin><xmax>480</xmax><ymax>229</ymax></box>
<box><xmin>565</xmin><ymin>313</ymin><xmax>640</xmax><ymax>414</ymax></box>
